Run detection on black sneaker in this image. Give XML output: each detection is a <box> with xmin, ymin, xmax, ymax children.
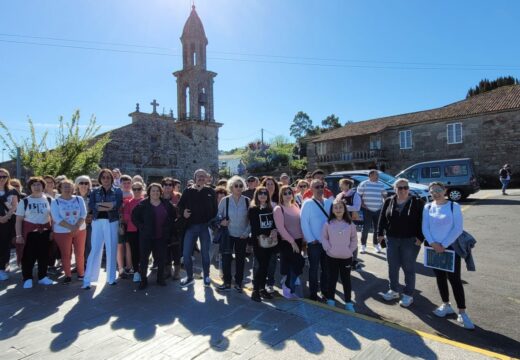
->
<box><xmin>62</xmin><ymin>276</ymin><xmax>72</xmax><ymax>284</ymax></box>
<box><xmin>251</xmin><ymin>290</ymin><xmax>261</xmax><ymax>302</ymax></box>
<box><xmin>260</xmin><ymin>289</ymin><xmax>273</xmax><ymax>299</ymax></box>
<box><xmin>234</xmin><ymin>284</ymin><xmax>243</xmax><ymax>293</ymax></box>
<box><xmin>217</xmin><ymin>284</ymin><xmax>231</xmax><ymax>292</ymax></box>
<box><xmin>180</xmin><ymin>277</ymin><xmax>194</xmax><ymax>288</ymax></box>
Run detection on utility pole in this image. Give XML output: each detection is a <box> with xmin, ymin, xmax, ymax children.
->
<box><xmin>16</xmin><ymin>147</ymin><xmax>21</xmax><ymax>179</ymax></box>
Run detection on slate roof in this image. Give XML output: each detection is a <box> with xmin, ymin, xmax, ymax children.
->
<box><xmin>311</xmin><ymin>85</ymin><xmax>520</xmax><ymax>143</ymax></box>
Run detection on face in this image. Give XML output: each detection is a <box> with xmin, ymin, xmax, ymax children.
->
<box><xmin>231</xmin><ymin>181</ymin><xmax>244</xmax><ymax>195</ymax></box>
<box><xmin>282</xmin><ymin>188</ymin><xmax>293</xmax><ymax>203</ymax></box>
<box><xmin>395</xmin><ymin>182</ymin><xmax>409</xmax><ymax>198</ymax></box>
<box><xmin>280</xmin><ymin>176</ymin><xmax>289</xmax><ymax>185</ymax></box>
<box><xmin>45</xmin><ymin>178</ymin><xmax>55</xmax><ymax>191</ymax></box>
<box><xmin>429</xmin><ymin>185</ymin><xmax>446</xmax><ymax>200</ymax></box>
<box><xmin>100</xmin><ymin>172</ymin><xmax>112</xmax><ymax>187</ymax></box>
<box><xmin>332</xmin><ymin>202</ymin><xmax>345</xmax><ymax>218</ymax></box>
<box><xmin>369</xmin><ymin>172</ymin><xmax>379</xmax><ymax>182</ymax></box>
<box><xmin>60</xmin><ymin>182</ymin><xmax>73</xmax><ymax>197</ymax></box>
<box><xmin>195</xmin><ymin>171</ymin><xmax>207</xmax><ymax>187</ymax></box>
<box><xmin>312</xmin><ymin>181</ymin><xmax>324</xmax><ymax>197</ymax></box>
<box><xmin>121</xmin><ymin>180</ymin><xmax>132</xmax><ymax>192</ymax></box>
<box><xmin>247</xmin><ymin>178</ymin><xmax>257</xmax><ymax>189</ymax></box>
<box><xmin>0</xmin><ymin>170</ymin><xmax>8</xmax><ymax>186</ymax></box>
<box><xmin>30</xmin><ymin>181</ymin><xmax>43</xmax><ymax>194</ymax></box>
<box><xmin>113</xmin><ymin>170</ymin><xmax>121</xmax><ymax>179</ymax></box>
<box><xmin>162</xmin><ymin>181</ymin><xmax>174</xmax><ymax>194</ymax></box>
<box><xmin>265</xmin><ymin>180</ymin><xmax>275</xmax><ymax>194</ymax></box>
<box><xmin>257</xmin><ymin>189</ymin><xmax>268</xmax><ymax>204</ymax></box>
<box><xmin>132</xmin><ymin>185</ymin><xmax>143</xmax><ymax>198</ymax></box>
<box><xmin>149</xmin><ymin>186</ymin><xmax>161</xmax><ymax>200</ymax></box>
<box><xmin>340</xmin><ymin>182</ymin><xmax>351</xmax><ymax>192</ymax></box>
<box><xmin>297</xmin><ymin>182</ymin><xmax>308</xmax><ymax>193</ymax></box>
<box><xmin>174</xmin><ymin>183</ymin><xmax>181</xmax><ymax>192</ymax></box>
<box><xmin>77</xmin><ymin>180</ymin><xmax>90</xmax><ymax>193</ymax></box>
<box><xmin>313</xmin><ymin>173</ymin><xmax>324</xmax><ymax>181</ymax></box>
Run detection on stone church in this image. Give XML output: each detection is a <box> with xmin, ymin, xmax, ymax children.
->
<box><xmin>99</xmin><ymin>6</ymin><xmax>221</xmax><ymax>184</ymax></box>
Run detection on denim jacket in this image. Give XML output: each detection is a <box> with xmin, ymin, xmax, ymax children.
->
<box><xmin>89</xmin><ymin>185</ymin><xmax>123</xmax><ymax>222</ymax></box>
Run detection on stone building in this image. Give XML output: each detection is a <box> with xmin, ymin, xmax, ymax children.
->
<box><xmin>303</xmin><ymin>85</ymin><xmax>520</xmax><ymax>187</ymax></box>
<box><xmin>99</xmin><ymin>5</ymin><xmax>221</xmax><ymax>184</ymax></box>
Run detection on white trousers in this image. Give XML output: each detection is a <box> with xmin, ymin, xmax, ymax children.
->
<box><xmin>83</xmin><ymin>219</ymin><xmax>118</xmax><ymax>285</ymax></box>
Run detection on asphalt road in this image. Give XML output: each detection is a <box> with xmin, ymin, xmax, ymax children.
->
<box><xmin>341</xmin><ymin>189</ymin><xmax>520</xmax><ymax>357</ymax></box>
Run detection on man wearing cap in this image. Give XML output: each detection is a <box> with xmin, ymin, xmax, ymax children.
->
<box><xmin>279</xmin><ymin>173</ymin><xmax>290</xmax><ymax>187</ymax></box>
<box><xmin>243</xmin><ymin>176</ymin><xmax>258</xmax><ymax>200</ymax></box>
<box><xmin>302</xmin><ymin>169</ymin><xmax>334</xmax><ymax>200</ymax></box>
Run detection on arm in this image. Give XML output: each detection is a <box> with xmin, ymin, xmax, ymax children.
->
<box><xmin>50</xmin><ymin>200</ymin><xmax>65</xmax><ymax>228</ymax></box>
<box><xmin>415</xmin><ymin>198</ymin><xmax>425</xmax><ymax>242</ymax></box>
<box><xmin>442</xmin><ymin>202</ymin><xmax>463</xmax><ymax>248</ymax></box>
<box><xmin>377</xmin><ymin>197</ymin><xmax>391</xmax><ymax>237</ymax></box>
<box><xmin>15</xmin><ymin>215</ymin><xmax>24</xmax><ymax>243</ymax></box>
<box><xmin>321</xmin><ymin>222</ymin><xmax>331</xmax><ymax>252</ymax></box>
<box><xmin>248</xmin><ymin>208</ymin><xmax>260</xmax><ymax>238</ymax></box>
<box><xmin>349</xmin><ymin>223</ymin><xmax>358</xmax><ymax>253</ymax></box>
<box><xmin>273</xmin><ymin>206</ymin><xmax>295</xmax><ymax>243</ymax></box>
<box><xmin>348</xmin><ymin>192</ymin><xmax>362</xmax><ymax>212</ymax></box>
<box><xmin>300</xmin><ymin>201</ymin><xmax>314</xmax><ymax>243</ymax></box>
<box><xmin>131</xmin><ymin>203</ymin><xmax>144</xmax><ymax>230</ymax></box>
<box><xmin>114</xmin><ymin>188</ymin><xmax>123</xmax><ymax>211</ymax></box>
<box><xmin>422</xmin><ymin>205</ymin><xmax>433</xmax><ymax>245</ymax></box>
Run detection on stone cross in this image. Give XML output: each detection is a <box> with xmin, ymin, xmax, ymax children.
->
<box><xmin>136</xmin><ymin>103</ymin><xmax>140</xmax><ymax>112</ymax></box>
<box><xmin>150</xmin><ymin>99</ymin><xmax>159</xmax><ymax>114</ymax></box>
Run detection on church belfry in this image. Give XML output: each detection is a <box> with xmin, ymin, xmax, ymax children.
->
<box><xmin>174</xmin><ymin>5</ymin><xmax>216</xmax><ymax>122</ymax></box>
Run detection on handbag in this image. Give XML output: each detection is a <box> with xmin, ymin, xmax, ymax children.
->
<box><xmin>118</xmin><ymin>222</ymin><xmax>127</xmax><ymax>236</ymax></box>
<box><xmin>257</xmin><ymin>234</ymin><xmax>278</xmax><ymax>248</ymax></box>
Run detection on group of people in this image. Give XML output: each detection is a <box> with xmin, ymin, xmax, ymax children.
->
<box><xmin>0</xmin><ymin>166</ymin><xmax>475</xmax><ymax>330</ymax></box>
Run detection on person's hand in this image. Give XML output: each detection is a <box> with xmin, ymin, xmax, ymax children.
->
<box><xmin>15</xmin><ymin>235</ymin><xmax>24</xmax><ymax>244</ymax></box>
<box><xmin>0</xmin><ymin>216</ymin><xmax>7</xmax><ymax>224</ymax></box>
<box><xmin>85</xmin><ymin>214</ymin><xmax>93</xmax><ymax>224</ymax></box>
<box><xmin>290</xmin><ymin>241</ymin><xmax>300</xmax><ymax>253</ymax></box>
<box><xmin>415</xmin><ymin>238</ymin><xmax>422</xmax><ymax>246</ymax></box>
<box><xmin>183</xmin><ymin>209</ymin><xmax>191</xmax><ymax>219</ymax></box>
<box><xmin>220</xmin><ymin>219</ymin><xmax>229</xmax><ymax>227</ymax></box>
<box><xmin>377</xmin><ymin>235</ymin><xmax>385</xmax><ymax>243</ymax></box>
<box><xmin>269</xmin><ymin>229</ymin><xmax>278</xmax><ymax>239</ymax></box>
<box><xmin>431</xmin><ymin>243</ymin><xmax>445</xmax><ymax>253</ymax></box>
<box><xmin>240</xmin><ymin>235</ymin><xmax>247</xmax><ymax>240</ymax></box>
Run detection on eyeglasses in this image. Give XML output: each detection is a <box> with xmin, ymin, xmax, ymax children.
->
<box><xmin>282</xmin><ymin>191</ymin><xmax>293</xmax><ymax>196</ymax></box>
<box><xmin>313</xmin><ymin>185</ymin><xmax>324</xmax><ymax>190</ymax></box>
<box><xmin>258</xmin><ymin>191</ymin><xmax>268</xmax><ymax>196</ymax></box>
<box><xmin>163</xmin><ymin>183</ymin><xmax>173</xmax><ymax>187</ymax></box>
<box><xmin>0</xmin><ymin>176</ymin><xmax>8</xmax><ymax>179</ymax></box>
<box><xmin>247</xmin><ymin>179</ymin><xmax>256</xmax><ymax>183</ymax></box>
<box><xmin>233</xmin><ymin>184</ymin><xmax>244</xmax><ymax>188</ymax></box>
<box><xmin>132</xmin><ymin>188</ymin><xmax>143</xmax><ymax>191</ymax></box>
<box><xmin>430</xmin><ymin>188</ymin><xmax>444</xmax><ymax>194</ymax></box>
<box><xmin>298</xmin><ymin>185</ymin><xmax>308</xmax><ymax>189</ymax></box>
<box><xmin>397</xmin><ymin>186</ymin><xmax>409</xmax><ymax>190</ymax></box>
<box><xmin>78</xmin><ymin>182</ymin><xmax>89</xmax><ymax>186</ymax></box>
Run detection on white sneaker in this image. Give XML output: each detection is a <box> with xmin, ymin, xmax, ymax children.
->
<box><xmin>381</xmin><ymin>289</ymin><xmax>400</xmax><ymax>301</ymax></box>
<box><xmin>399</xmin><ymin>294</ymin><xmax>414</xmax><ymax>308</ymax></box>
<box><xmin>360</xmin><ymin>245</ymin><xmax>367</xmax><ymax>254</ymax></box>
<box><xmin>374</xmin><ymin>244</ymin><xmax>383</xmax><ymax>253</ymax></box>
<box><xmin>266</xmin><ymin>285</ymin><xmax>275</xmax><ymax>294</ymax></box>
<box><xmin>133</xmin><ymin>272</ymin><xmax>141</xmax><ymax>283</ymax></box>
<box><xmin>38</xmin><ymin>277</ymin><xmax>55</xmax><ymax>286</ymax></box>
<box><xmin>23</xmin><ymin>279</ymin><xmax>33</xmax><ymax>289</ymax></box>
<box><xmin>0</xmin><ymin>270</ymin><xmax>8</xmax><ymax>281</ymax></box>
<box><xmin>457</xmin><ymin>312</ymin><xmax>475</xmax><ymax>330</ymax></box>
<box><xmin>433</xmin><ymin>303</ymin><xmax>455</xmax><ymax>318</ymax></box>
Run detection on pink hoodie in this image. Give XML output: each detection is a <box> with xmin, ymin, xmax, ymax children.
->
<box><xmin>321</xmin><ymin>219</ymin><xmax>358</xmax><ymax>259</ymax></box>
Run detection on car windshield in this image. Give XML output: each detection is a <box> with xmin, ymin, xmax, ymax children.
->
<box><xmin>378</xmin><ymin>172</ymin><xmax>398</xmax><ymax>184</ymax></box>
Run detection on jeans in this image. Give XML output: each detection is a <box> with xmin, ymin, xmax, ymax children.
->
<box><xmin>361</xmin><ymin>208</ymin><xmax>381</xmax><ymax>246</ymax></box>
<box><xmin>307</xmin><ymin>242</ymin><xmax>328</xmax><ymax>297</ymax></box>
<box><xmin>182</xmin><ymin>223</ymin><xmax>211</xmax><ymax>280</ymax></box>
<box><xmin>500</xmin><ymin>178</ymin><xmax>510</xmax><ymax>193</ymax></box>
<box><xmin>433</xmin><ymin>252</ymin><xmax>465</xmax><ymax>309</ymax></box>
<box><xmin>222</xmin><ymin>236</ymin><xmax>247</xmax><ymax>286</ymax></box>
<box><xmin>386</xmin><ymin>236</ymin><xmax>421</xmax><ymax>296</ymax></box>
<box><xmin>325</xmin><ymin>256</ymin><xmax>352</xmax><ymax>302</ymax></box>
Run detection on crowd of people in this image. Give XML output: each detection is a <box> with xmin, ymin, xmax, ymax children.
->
<box><xmin>0</xmin><ymin>166</ymin><xmax>475</xmax><ymax>330</ymax></box>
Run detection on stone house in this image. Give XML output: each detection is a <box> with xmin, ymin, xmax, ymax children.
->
<box><xmin>304</xmin><ymin>85</ymin><xmax>520</xmax><ymax>187</ymax></box>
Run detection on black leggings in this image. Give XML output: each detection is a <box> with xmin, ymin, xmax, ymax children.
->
<box><xmin>22</xmin><ymin>231</ymin><xmax>51</xmax><ymax>281</ymax></box>
<box><xmin>0</xmin><ymin>221</ymin><xmax>14</xmax><ymax>269</ymax></box>
<box><xmin>253</xmin><ymin>246</ymin><xmax>274</xmax><ymax>291</ymax></box>
<box><xmin>325</xmin><ymin>256</ymin><xmax>353</xmax><ymax>302</ymax></box>
<box><xmin>126</xmin><ymin>231</ymin><xmax>139</xmax><ymax>272</ymax></box>
<box><xmin>433</xmin><ymin>253</ymin><xmax>465</xmax><ymax>309</ymax></box>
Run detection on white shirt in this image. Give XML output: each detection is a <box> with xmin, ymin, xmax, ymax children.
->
<box><xmin>422</xmin><ymin>201</ymin><xmax>463</xmax><ymax>248</ymax></box>
<box><xmin>51</xmin><ymin>196</ymin><xmax>87</xmax><ymax>233</ymax></box>
<box><xmin>15</xmin><ymin>196</ymin><xmax>52</xmax><ymax>224</ymax></box>
<box><xmin>300</xmin><ymin>197</ymin><xmax>333</xmax><ymax>244</ymax></box>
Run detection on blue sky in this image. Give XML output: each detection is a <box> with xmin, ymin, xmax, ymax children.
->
<box><xmin>1</xmin><ymin>0</ymin><xmax>519</xmax><ymax>154</ymax></box>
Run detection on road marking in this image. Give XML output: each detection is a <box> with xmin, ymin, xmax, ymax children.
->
<box><xmin>461</xmin><ymin>193</ymin><xmax>495</xmax><ymax>212</ymax></box>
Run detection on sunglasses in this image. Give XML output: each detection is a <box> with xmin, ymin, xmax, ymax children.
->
<box><xmin>247</xmin><ymin>179</ymin><xmax>256</xmax><ymax>182</ymax></box>
<box><xmin>163</xmin><ymin>183</ymin><xmax>173</xmax><ymax>187</ymax></box>
<box><xmin>101</xmin><ymin>176</ymin><xmax>112</xmax><ymax>180</ymax></box>
<box><xmin>430</xmin><ymin>188</ymin><xmax>444</xmax><ymax>194</ymax></box>
<box><xmin>0</xmin><ymin>176</ymin><xmax>8</xmax><ymax>179</ymax></box>
<box><xmin>397</xmin><ymin>186</ymin><xmax>409</xmax><ymax>190</ymax></box>
<box><xmin>132</xmin><ymin>188</ymin><xmax>143</xmax><ymax>191</ymax></box>
<box><xmin>234</xmin><ymin>184</ymin><xmax>244</xmax><ymax>188</ymax></box>
<box><xmin>298</xmin><ymin>185</ymin><xmax>308</xmax><ymax>188</ymax></box>
<box><xmin>313</xmin><ymin>185</ymin><xmax>324</xmax><ymax>190</ymax></box>
<box><xmin>78</xmin><ymin>182</ymin><xmax>90</xmax><ymax>186</ymax></box>
<box><xmin>257</xmin><ymin>191</ymin><xmax>268</xmax><ymax>196</ymax></box>
<box><xmin>282</xmin><ymin>191</ymin><xmax>293</xmax><ymax>196</ymax></box>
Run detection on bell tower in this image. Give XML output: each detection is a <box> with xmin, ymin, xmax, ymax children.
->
<box><xmin>174</xmin><ymin>5</ymin><xmax>217</xmax><ymax>122</ymax></box>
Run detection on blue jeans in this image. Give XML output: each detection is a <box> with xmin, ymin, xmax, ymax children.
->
<box><xmin>307</xmin><ymin>242</ymin><xmax>328</xmax><ymax>297</ymax></box>
<box><xmin>500</xmin><ymin>178</ymin><xmax>510</xmax><ymax>193</ymax></box>
<box><xmin>182</xmin><ymin>223</ymin><xmax>211</xmax><ymax>280</ymax></box>
<box><xmin>361</xmin><ymin>208</ymin><xmax>381</xmax><ymax>246</ymax></box>
<box><xmin>386</xmin><ymin>236</ymin><xmax>421</xmax><ymax>296</ymax></box>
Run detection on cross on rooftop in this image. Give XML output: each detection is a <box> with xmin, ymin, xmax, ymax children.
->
<box><xmin>150</xmin><ymin>99</ymin><xmax>159</xmax><ymax>114</ymax></box>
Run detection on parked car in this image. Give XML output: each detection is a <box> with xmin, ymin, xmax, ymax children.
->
<box><xmin>395</xmin><ymin>158</ymin><xmax>480</xmax><ymax>201</ymax></box>
<box><xmin>326</xmin><ymin>170</ymin><xmax>431</xmax><ymax>203</ymax></box>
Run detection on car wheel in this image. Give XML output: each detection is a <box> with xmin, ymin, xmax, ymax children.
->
<box><xmin>447</xmin><ymin>189</ymin><xmax>463</xmax><ymax>202</ymax></box>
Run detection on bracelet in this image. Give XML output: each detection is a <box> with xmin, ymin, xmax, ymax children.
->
<box><xmin>16</xmin><ymin>235</ymin><xmax>23</xmax><ymax>238</ymax></box>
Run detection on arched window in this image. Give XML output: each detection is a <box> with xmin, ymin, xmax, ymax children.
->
<box><xmin>185</xmin><ymin>85</ymin><xmax>190</xmax><ymax>118</ymax></box>
<box><xmin>193</xmin><ymin>51</ymin><xmax>197</xmax><ymax>66</ymax></box>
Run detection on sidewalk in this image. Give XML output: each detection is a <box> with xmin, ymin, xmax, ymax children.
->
<box><xmin>0</xmin><ymin>267</ymin><xmax>512</xmax><ymax>360</ymax></box>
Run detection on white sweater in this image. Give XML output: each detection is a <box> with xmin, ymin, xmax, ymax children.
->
<box><xmin>422</xmin><ymin>201</ymin><xmax>463</xmax><ymax>248</ymax></box>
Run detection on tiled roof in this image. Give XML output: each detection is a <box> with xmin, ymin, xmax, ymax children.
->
<box><xmin>311</xmin><ymin>85</ymin><xmax>520</xmax><ymax>142</ymax></box>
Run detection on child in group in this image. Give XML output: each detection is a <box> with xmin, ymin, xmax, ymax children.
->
<box><xmin>321</xmin><ymin>199</ymin><xmax>358</xmax><ymax>312</ymax></box>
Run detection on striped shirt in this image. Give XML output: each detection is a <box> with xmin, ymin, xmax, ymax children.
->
<box><xmin>357</xmin><ymin>180</ymin><xmax>387</xmax><ymax>212</ymax></box>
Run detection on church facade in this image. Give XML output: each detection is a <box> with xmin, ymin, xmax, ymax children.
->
<box><xmin>99</xmin><ymin>6</ymin><xmax>221</xmax><ymax>184</ymax></box>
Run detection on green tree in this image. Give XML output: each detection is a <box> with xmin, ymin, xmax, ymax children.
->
<box><xmin>321</xmin><ymin>114</ymin><xmax>341</xmax><ymax>130</ymax></box>
<box><xmin>0</xmin><ymin>110</ymin><xmax>110</xmax><ymax>178</ymax></box>
<box><xmin>466</xmin><ymin>76</ymin><xmax>519</xmax><ymax>98</ymax></box>
<box><xmin>289</xmin><ymin>111</ymin><xmax>313</xmax><ymax>140</ymax></box>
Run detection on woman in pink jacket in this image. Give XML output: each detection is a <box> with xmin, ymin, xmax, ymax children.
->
<box><xmin>321</xmin><ymin>200</ymin><xmax>358</xmax><ymax>312</ymax></box>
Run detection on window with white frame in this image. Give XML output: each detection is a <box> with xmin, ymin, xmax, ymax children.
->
<box><xmin>316</xmin><ymin>142</ymin><xmax>327</xmax><ymax>155</ymax></box>
<box><xmin>399</xmin><ymin>130</ymin><xmax>412</xmax><ymax>149</ymax></box>
<box><xmin>447</xmin><ymin>123</ymin><xmax>462</xmax><ymax>144</ymax></box>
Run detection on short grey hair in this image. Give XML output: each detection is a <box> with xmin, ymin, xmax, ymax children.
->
<box><xmin>394</xmin><ymin>178</ymin><xmax>409</xmax><ymax>189</ymax></box>
<box><xmin>227</xmin><ymin>175</ymin><xmax>246</xmax><ymax>193</ymax></box>
<box><xmin>194</xmin><ymin>168</ymin><xmax>208</xmax><ymax>178</ymax></box>
<box><xmin>75</xmin><ymin>175</ymin><xmax>92</xmax><ymax>188</ymax></box>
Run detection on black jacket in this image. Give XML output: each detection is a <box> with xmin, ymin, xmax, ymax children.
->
<box><xmin>377</xmin><ymin>195</ymin><xmax>425</xmax><ymax>241</ymax></box>
<box><xmin>131</xmin><ymin>199</ymin><xmax>177</xmax><ymax>244</ymax></box>
<box><xmin>177</xmin><ymin>186</ymin><xmax>217</xmax><ymax>225</ymax></box>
